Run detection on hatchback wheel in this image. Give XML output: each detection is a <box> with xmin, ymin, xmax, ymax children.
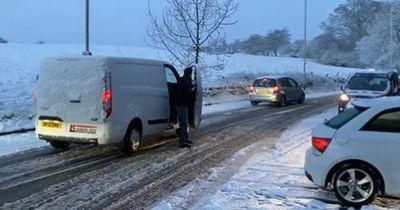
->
<box><xmin>250</xmin><ymin>101</ymin><xmax>259</xmax><ymax>106</ymax></box>
<box><xmin>298</xmin><ymin>94</ymin><xmax>305</xmax><ymax>104</ymax></box>
<box><xmin>123</xmin><ymin>127</ymin><xmax>141</xmax><ymax>154</ymax></box>
<box><xmin>333</xmin><ymin>164</ymin><xmax>379</xmax><ymax>207</ymax></box>
<box><xmin>278</xmin><ymin>96</ymin><xmax>287</xmax><ymax>107</ymax></box>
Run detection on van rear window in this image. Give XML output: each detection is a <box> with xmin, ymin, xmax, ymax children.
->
<box><xmin>253</xmin><ymin>79</ymin><xmax>276</xmax><ymax>88</ymax></box>
<box><xmin>325</xmin><ymin>107</ymin><xmax>366</xmax><ymax>129</ymax></box>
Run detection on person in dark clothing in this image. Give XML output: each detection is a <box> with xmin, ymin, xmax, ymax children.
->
<box><xmin>175</xmin><ymin>67</ymin><xmax>194</xmax><ymax>148</ymax></box>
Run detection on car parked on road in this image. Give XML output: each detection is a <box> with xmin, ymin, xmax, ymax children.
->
<box><xmin>247</xmin><ymin>76</ymin><xmax>305</xmax><ymax>107</ymax></box>
<box><xmin>338</xmin><ymin>70</ymin><xmax>399</xmax><ymax>113</ymax></box>
<box><xmin>35</xmin><ymin>56</ymin><xmax>202</xmax><ymax>153</ymax></box>
<box><xmin>305</xmin><ymin>97</ymin><xmax>400</xmax><ymax>207</ymax></box>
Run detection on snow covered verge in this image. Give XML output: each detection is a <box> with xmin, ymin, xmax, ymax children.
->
<box><xmin>153</xmin><ymin>108</ymin><xmax>391</xmax><ymax>210</ymax></box>
<box><xmin>0</xmin><ymin>43</ymin><xmax>362</xmax><ymax>133</ymax></box>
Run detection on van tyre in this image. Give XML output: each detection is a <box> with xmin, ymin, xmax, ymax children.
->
<box><xmin>123</xmin><ymin>127</ymin><xmax>141</xmax><ymax>154</ymax></box>
<box><xmin>278</xmin><ymin>96</ymin><xmax>287</xmax><ymax>107</ymax></box>
<box><xmin>49</xmin><ymin>141</ymin><xmax>70</xmax><ymax>149</ymax></box>
<box><xmin>333</xmin><ymin>163</ymin><xmax>379</xmax><ymax>207</ymax></box>
<box><xmin>250</xmin><ymin>101</ymin><xmax>259</xmax><ymax>106</ymax></box>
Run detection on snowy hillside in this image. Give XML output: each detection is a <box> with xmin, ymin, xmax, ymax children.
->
<box><xmin>0</xmin><ymin>43</ymin><xmax>363</xmax><ymax>133</ymax></box>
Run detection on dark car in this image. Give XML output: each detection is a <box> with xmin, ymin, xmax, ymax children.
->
<box><xmin>248</xmin><ymin>76</ymin><xmax>305</xmax><ymax>107</ymax></box>
<box><xmin>338</xmin><ymin>70</ymin><xmax>399</xmax><ymax>113</ymax></box>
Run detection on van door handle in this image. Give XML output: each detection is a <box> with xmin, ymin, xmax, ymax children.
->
<box><xmin>70</xmin><ymin>100</ymin><xmax>81</xmax><ymax>103</ymax></box>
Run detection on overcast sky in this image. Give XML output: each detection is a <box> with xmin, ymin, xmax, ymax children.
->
<box><xmin>0</xmin><ymin>0</ymin><xmax>346</xmax><ymax>47</ymax></box>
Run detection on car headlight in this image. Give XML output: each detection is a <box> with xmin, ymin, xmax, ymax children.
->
<box><xmin>339</xmin><ymin>94</ymin><xmax>350</xmax><ymax>102</ymax></box>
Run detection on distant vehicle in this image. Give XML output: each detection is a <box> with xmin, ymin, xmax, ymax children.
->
<box><xmin>338</xmin><ymin>70</ymin><xmax>399</xmax><ymax>113</ymax></box>
<box><xmin>305</xmin><ymin>97</ymin><xmax>400</xmax><ymax>207</ymax></box>
<box><xmin>247</xmin><ymin>76</ymin><xmax>305</xmax><ymax>107</ymax></box>
<box><xmin>35</xmin><ymin>57</ymin><xmax>202</xmax><ymax>153</ymax></box>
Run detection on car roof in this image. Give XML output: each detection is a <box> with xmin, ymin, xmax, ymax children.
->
<box><xmin>256</xmin><ymin>75</ymin><xmax>290</xmax><ymax>80</ymax></box>
<box><xmin>352</xmin><ymin>97</ymin><xmax>400</xmax><ymax>110</ymax></box>
<box><xmin>354</xmin><ymin>69</ymin><xmax>396</xmax><ymax>75</ymax></box>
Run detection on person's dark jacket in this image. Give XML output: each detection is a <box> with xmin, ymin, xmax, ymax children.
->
<box><xmin>176</xmin><ymin>75</ymin><xmax>193</xmax><ymax>107</ymax></box>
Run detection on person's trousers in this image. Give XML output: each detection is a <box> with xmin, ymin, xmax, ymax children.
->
<box><xmin>175</xmin><ymin>106</ymin><xmax>189</xmax><ymax>145</ymax></box>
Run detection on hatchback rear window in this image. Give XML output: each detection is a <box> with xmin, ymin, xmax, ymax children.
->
<box><xmin>254</xmin><ymin>78</ymin><xmax>276</xmax><ymax>88</ymax></box>
<box><xmin>325</xmin><ymin>107</ymin><xmax>366</xmax><ymax>129</ymax></box>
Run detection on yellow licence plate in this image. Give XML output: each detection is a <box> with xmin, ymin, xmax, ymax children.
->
<box><xmin>40</xmin><ymin>121</ymin><xmax>62</xmax><ymax>129</ymax></box>
<box><xmin>257</xmin><ymin>89</ymin><xmax>271</xmax><ymax>94</ymax></box>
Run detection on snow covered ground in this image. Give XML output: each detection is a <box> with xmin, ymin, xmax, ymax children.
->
<box><xmin>0</xmin><ymin>132</ymin><xmax>47</xmax><ymax>157</ymax></box>
<box><xmin>153</xmin><ymin>108</ymin><xmax>389</xmax><ymax>210</ymax></box>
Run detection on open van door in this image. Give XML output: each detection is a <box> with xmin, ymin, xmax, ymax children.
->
<box><xmin>189</xmin><ymin>66</ymin><xmax>203</xmax><ymax>129</ymax></box>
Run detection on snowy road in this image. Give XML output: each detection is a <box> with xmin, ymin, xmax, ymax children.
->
<box><xmin>1</xmin><ymin>95</ymin><xmax>396</xmax><ymax>209</ymax></box>
<box><xmin>154</xmin><ymin>110</ymin><xmax>400</xmax><ymax>210</ymax></box>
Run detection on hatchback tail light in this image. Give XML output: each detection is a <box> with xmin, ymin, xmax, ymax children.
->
<box><xmin>102</xmin><ymin>73</ymin><xmax>112</xmax><ymax>119</ymax></box>
<box><xmin>246</xmin><ymin>86</ymin><xmax>255</xmax><ymax>93</ymax></box>
<box><xmin>272</xmin><ymin>85</ymin><xmax>283</xmax><ymax>94</ymax></box>
<box><xmin>312</xmin><ymin>137</ymin><xmax>331</xmax><ymax>153</ymax></box>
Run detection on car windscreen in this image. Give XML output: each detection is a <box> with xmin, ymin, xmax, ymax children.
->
<box><xmin>253</xmin><ymin>78</ymin><xmax>276</xmax><ymax>88</ymax></box>
<box><xmin>347</xmin><ymin>73</ymin><xmax>389</xmax><ymax>91</ymax></box>
<box><xmin>325</xmin><ymin>107</ymin><xmax>366</xmax><ymax>129</ymax></box>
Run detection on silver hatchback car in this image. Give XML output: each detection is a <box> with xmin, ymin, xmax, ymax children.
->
<box><xmin>248</xmin><ymin>76</ymin><xmax>305</xmax><ymax>107</ymax></box>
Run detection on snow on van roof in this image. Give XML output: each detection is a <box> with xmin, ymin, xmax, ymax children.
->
<box><xmin>44</xmin><ymin>56</ymin><xmax>169</xmax><ymax>66</ymax></box>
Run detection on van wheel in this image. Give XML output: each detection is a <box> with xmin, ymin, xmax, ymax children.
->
<box><xmin>49</xmin><ymin>141</ymin><xmax>70</xmax><ymax>149</ymax></box>
<box><xmin>250</xmin><ymin>101</ymin><xmax>259</xmax><ymax>106</ymax></box>
<box><xmin>123</xmin><ymin>127</ymin><xmax>141</xmax><ymax>154</ymax></box>
<box><xmin>333</xmin><ymin>164</ymin><xmax>379</xmax><ymax>207</ymax></box>
<box><xmin>278</xmin><ymin>96</ymin><xmax>287</xmax><ymax>107</ymax></box>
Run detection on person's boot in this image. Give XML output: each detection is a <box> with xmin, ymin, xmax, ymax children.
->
<box><xmin>179</xmin><ymin>143</ymin><xmax>191</xmax><ymax>148</ymax></box>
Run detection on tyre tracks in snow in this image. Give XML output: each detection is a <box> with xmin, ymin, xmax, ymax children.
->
<box><xmin>0</xmin><ymin>96</ymin><xmax>337</xmax><ymax>209</ymax></box>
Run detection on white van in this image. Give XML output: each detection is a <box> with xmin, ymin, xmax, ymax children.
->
<box><xmin>35</xmin><ymin>56</ymin><xmax>202</xmax><ymax>153</ymax></box>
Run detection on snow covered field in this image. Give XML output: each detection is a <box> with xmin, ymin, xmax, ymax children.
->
<box><xmin>153</xmin><ymin>108</ymin><xmax>389</xmax><ymax>210</ymax></box>
<box><xmin>0</xmin><ymin>43</ymin><xmax>362</xmax><ymax>133</ymax></box>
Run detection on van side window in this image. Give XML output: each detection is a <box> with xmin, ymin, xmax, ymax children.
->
<box><xmin>362</xmin><ymin>109</ymin><xmax>400</xmax><ymax>133</ymax></box>
<box><xmin>165</xmin><ymin>67</ymin><xmax>178</xmax><ymax>84</ymax></box>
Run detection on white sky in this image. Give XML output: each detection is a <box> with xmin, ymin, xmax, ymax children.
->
<box><xmin>0</xmin><ymin>0</ymin><xmax>346</xmax><ymax>47</ymax></box>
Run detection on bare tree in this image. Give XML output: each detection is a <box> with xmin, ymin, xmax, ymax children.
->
<box><xmin>148</xmin><ymin>0</ymin><xmax>238</xmax><ymax>69</ymax></box>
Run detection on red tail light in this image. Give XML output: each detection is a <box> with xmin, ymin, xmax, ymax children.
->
<box><xmin>102</xmin><ymin>90</ymin><xmax>111</xmax><ymax>103</ymax></box>
<box><xmin>103</xmin><ymin>73</ymin><xmax>112</xmax><ymax>119</ymax></box>
<box><xmin>312</xmin><ymin>137</ymin><xmax>331</xmax><ymax>153</ymax></box>
<box><xmin>272</xmin><ymin>85</ymin><xmax>282</xmax><ymax>94</ymax></box>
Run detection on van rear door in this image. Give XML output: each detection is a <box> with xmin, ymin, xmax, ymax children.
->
<box><xmin>189</xmin><ymin>66</ymin><xmax>202</xmax><ymax>129</ymax></box>
<box><xmin>37</xmin><ymin>58</ymin><xmax>105</xmax><ymax>124</ymax></box>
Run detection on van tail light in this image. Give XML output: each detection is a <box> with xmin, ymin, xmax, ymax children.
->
<box><xmin>312</xmin><ymin>137</ymin><xmax>331</xmax><ymax>153</ymax></box>
<box><xmin>272</xmin><ymin>85</ymin><xmax>283</xmax><ymax>94</ymax></box>
<box><xmin>103</xmin><ymin>73</ymin><xmax>112</xmax><ymax>119</ymax></box>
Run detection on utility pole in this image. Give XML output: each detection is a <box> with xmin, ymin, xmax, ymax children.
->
<box><xmin>303</xmin><ymin>0</ymin><xmax>308</xmax><ymax>83</ymax></box>
<box><xmin>82</xmin><ymin>0</ymin><xmax>92</xmax><ymax>56</ymax></box>
<box><xmin>389</xmin><ymin>1</ymin><xmax>394</xmax><ymax>68</ymax></box>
